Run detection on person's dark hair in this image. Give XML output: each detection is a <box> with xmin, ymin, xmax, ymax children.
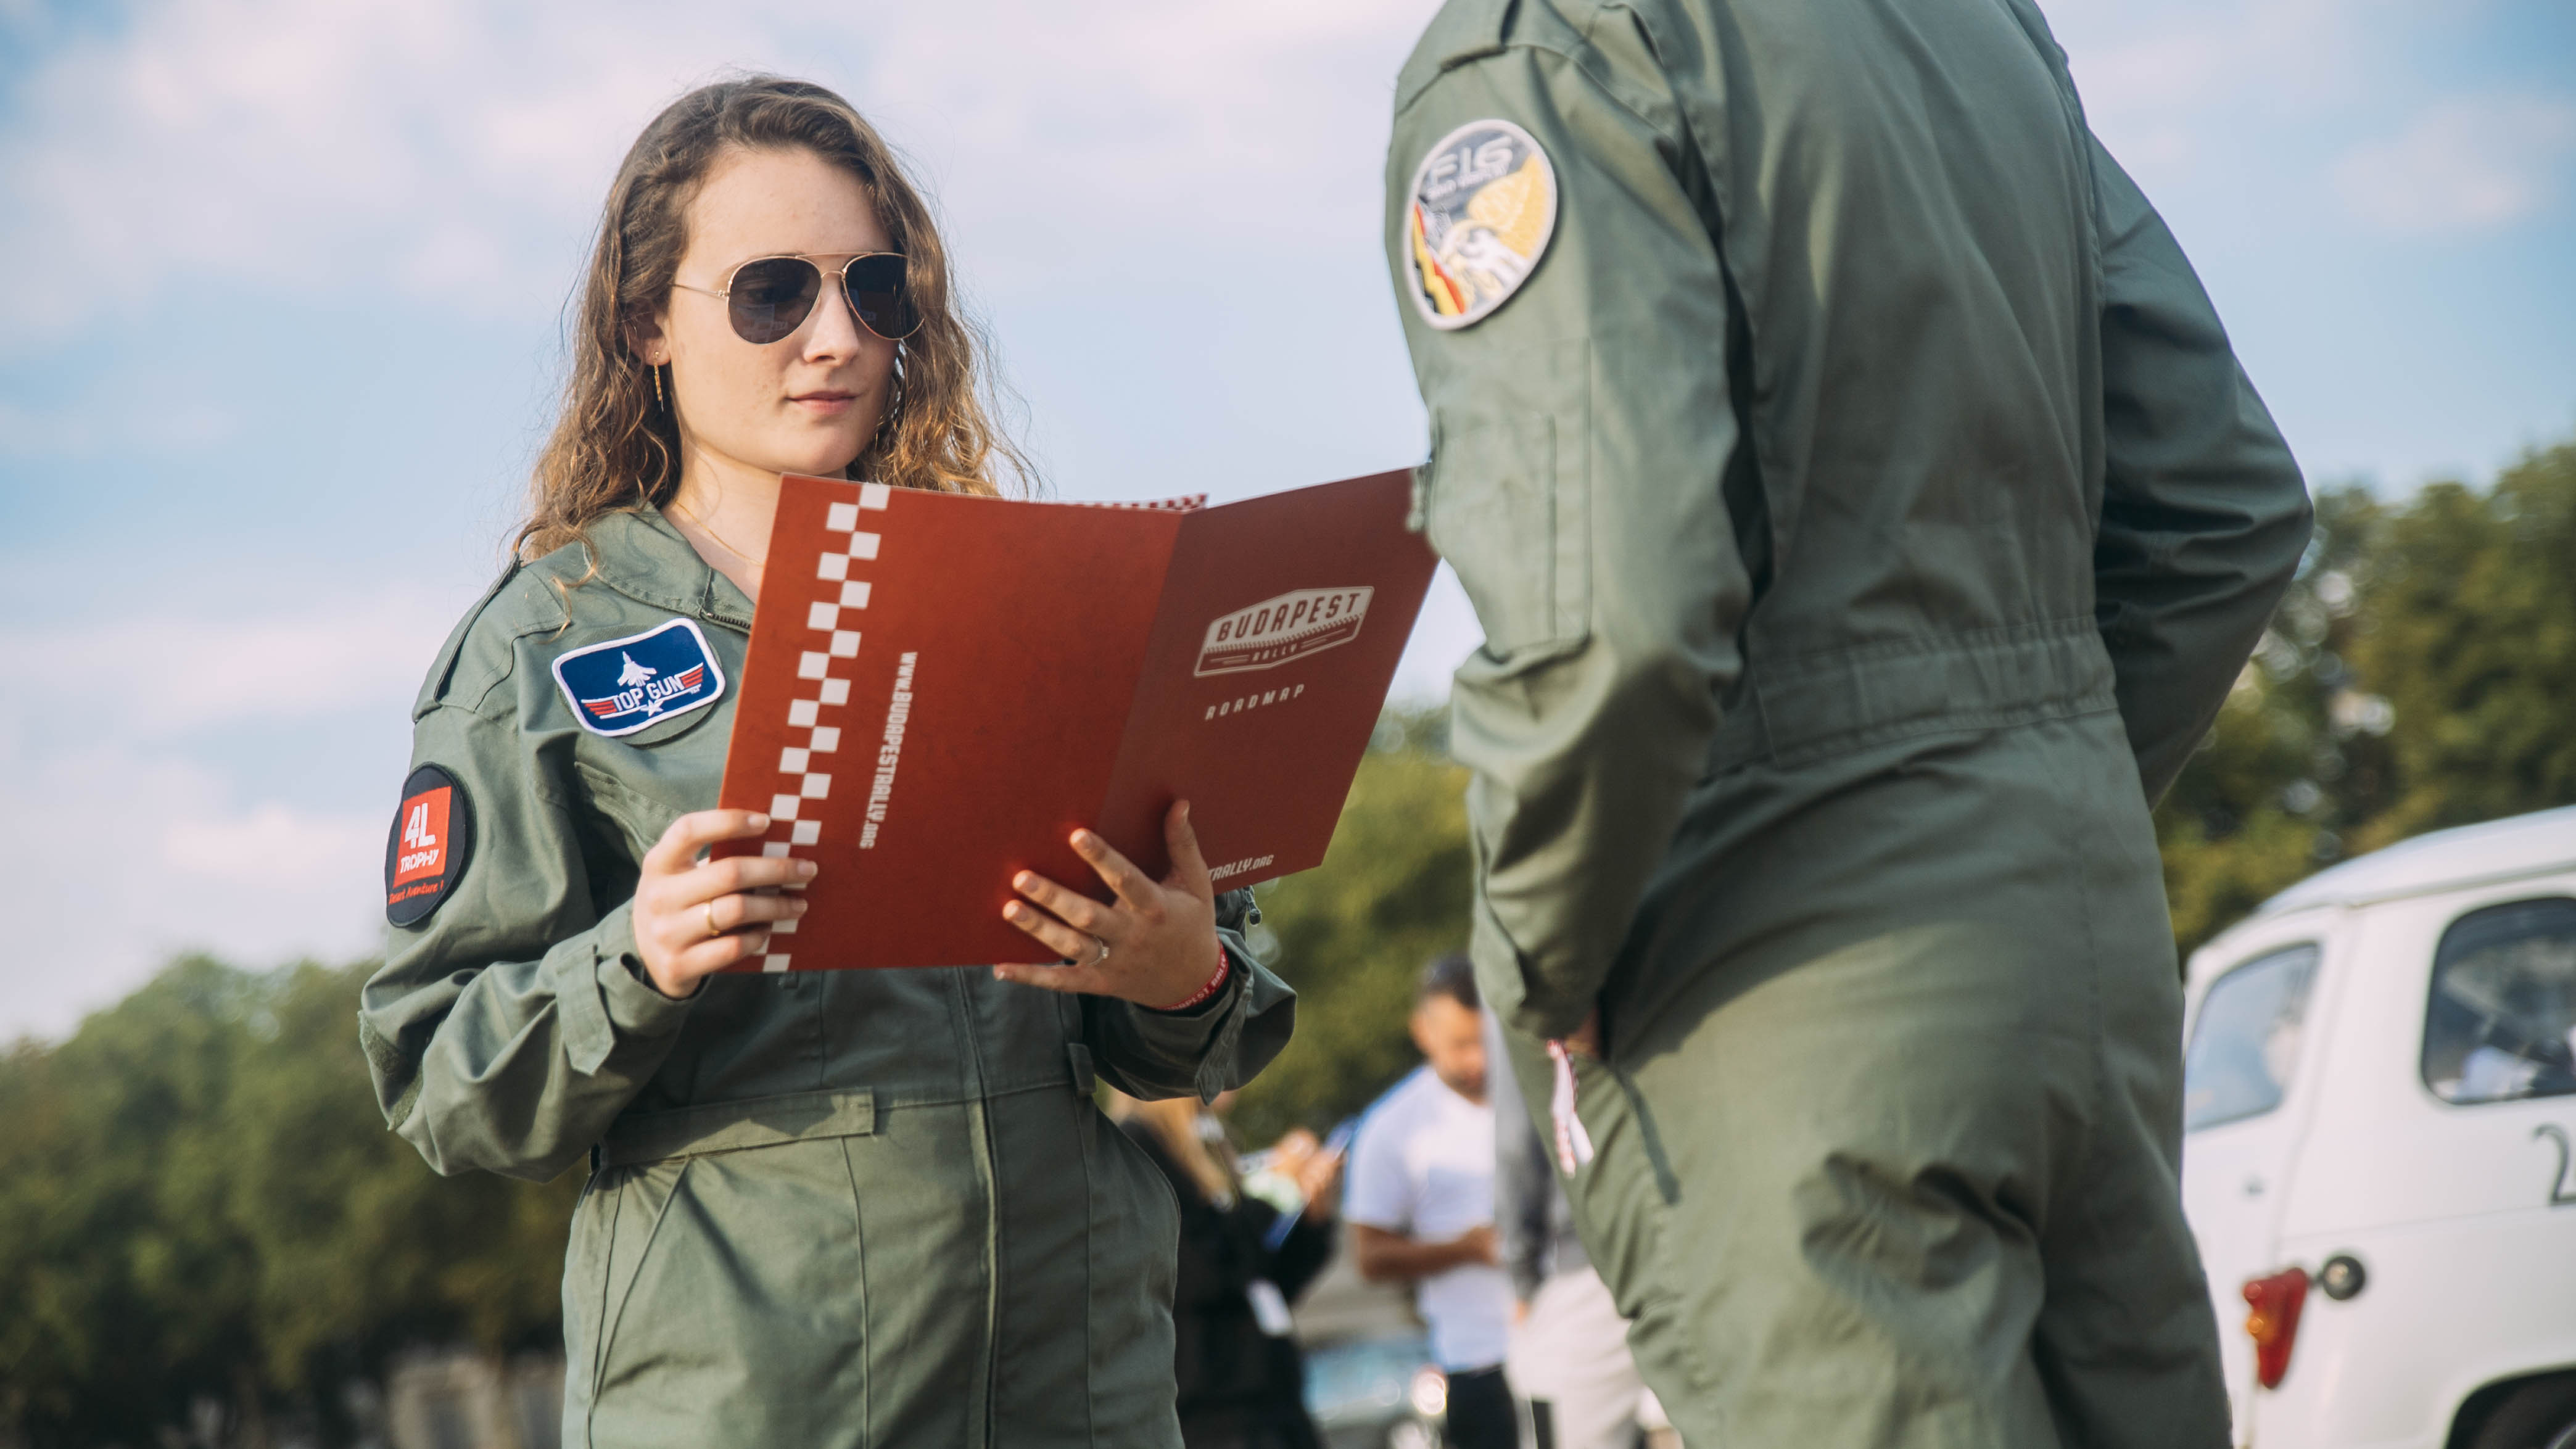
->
<box><xmin>1416</xmin><ymin>952</ymin><xmax>1479</xmax><ymax>1011</ymax></box>
<box><xmin>521</xmin><ymin>74</ymin><xmax>1028</xmax><ymax>561</ymax></box>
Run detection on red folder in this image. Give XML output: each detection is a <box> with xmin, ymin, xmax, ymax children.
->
<box><xmin>712</xmin><ymin>469</ymin><xmax>1438</xmax><ymax>970</ymax></box>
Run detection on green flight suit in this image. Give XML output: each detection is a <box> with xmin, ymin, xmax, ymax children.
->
<box><xmin>358</xmin><ymin>507</ymin><xmax>1295</xmax><ymax>1449</ymax></box>
<box><xmin>1382</xmin><ymin>1</ymin><xmax>2311</xmax><ymax>1445</ymax></box>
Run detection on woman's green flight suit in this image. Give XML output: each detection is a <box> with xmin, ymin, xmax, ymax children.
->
<box><xmin>360</xmin><ymin>507</ymin><xmax>1296</xmax><ymax>1448</ymax></box>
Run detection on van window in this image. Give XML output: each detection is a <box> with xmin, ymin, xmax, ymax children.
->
<box><xmin>2422</xmin><ymin>897</ymin><xmax>2576</xmax><ymax>1106</ymax></box>
<box><xmin>2184</xmin><ymin>944</ymin><xmax>2322</xmax><ymax>1132</ymax></box>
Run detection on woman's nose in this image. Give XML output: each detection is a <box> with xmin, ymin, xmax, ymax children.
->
<box><xmin>803</xmin><ymin>274</ymin><xmax>868</xmax><ymax>360</ymax></box>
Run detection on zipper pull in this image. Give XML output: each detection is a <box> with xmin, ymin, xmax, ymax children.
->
<box><xmin>1547</xmin><ymin>1039</ymin><xmax>1595</xmax><ymax>1175</ymax></box>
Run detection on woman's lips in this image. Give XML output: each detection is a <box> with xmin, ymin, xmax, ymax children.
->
<box><xmin>790</xmin><ymin>390</ymin><xmax>858</xmax><ymax>414</ymax></box>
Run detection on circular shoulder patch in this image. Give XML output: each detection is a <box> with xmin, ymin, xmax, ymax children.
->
<box><xmin>386</xmin><ymin>764</ymin><xmax>476</xmax><ymax>927</ymax></box>
<box><xmin>1403</xmin><ymin>118</ymin><xmax>1558</xmax><ymax>331</ymax></box>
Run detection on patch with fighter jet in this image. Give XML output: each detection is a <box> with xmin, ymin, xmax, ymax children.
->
<box><xmin>550</xmin><ymin>617</ymin><xmax>727</xmax><ymax>738</ymax></box>
<box><xmin>1404</xmin><ymin>117</ymin><xmax>1557</xmax><ymax>330</ymax></box>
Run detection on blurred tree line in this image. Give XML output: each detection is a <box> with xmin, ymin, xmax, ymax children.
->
<box><xmin>3</xmin><ymin>439</ymin><xmax>2569</xmax><ymax>1445</ymax></box>
<box><xmin>2155</xmin><ymin>438</ymin><xmax>2576</xmax><ymax>957</ymax></box>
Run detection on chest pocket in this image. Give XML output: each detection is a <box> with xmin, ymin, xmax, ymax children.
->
<box><xmin>1422</xmin><ymin>339</ymin><xmax>1591</xmax><ymax>661</ymax></box>
<box><xmin>572</xmin><ymin>695</ymin><xmax>733</xmax><ymax>865</ymax></box>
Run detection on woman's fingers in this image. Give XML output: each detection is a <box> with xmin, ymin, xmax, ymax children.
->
<box><xmin>992</xmin><ymin>959</ymin><xmax>1109</xmax><ymax>995</ymax></box>
<box><xmin>702</xmin><ymin>891</ymin><xmax>809</xmax><ymax>934</ymax></box>
<box><xmin>669</xmin><ymin>852</ymin><xmax>817</xmax><ymax>908</ymax></box>
<box><xmin>1010</xmin><ymin>869</ymin><xmax>1110</xmax><ymax>937</ymax></box>
<box><xmin>642</xmin><ymin>809</ymin><xmax>771</xmax><ymax>875</ymax></box>
<box><xmin>1068</xmin><ymin>829</ymin><xmax>1159</xmax><ymax>914</ymax></box>
<box><xmin>1162</xmin><ymin>801</ymin><xmax>1212</xmax><ymax>898</ymax></box>
<box><xmin>1002</xmin><ymin>896</ymin><xmax>1099</xmax><ymax>962</ymax></box>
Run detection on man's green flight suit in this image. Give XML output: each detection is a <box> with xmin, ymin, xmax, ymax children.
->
<box><xmin>1382</xmin><ymin>1</ymin><xmax>2311</xmax><ymax>1444</ymax></box>
<box><xmin>358</xmin><ymin>507</ymin><xmax>1295</xmax><ymax>1449</ymax></box>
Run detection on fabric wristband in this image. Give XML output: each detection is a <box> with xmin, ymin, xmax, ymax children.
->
<box><xmin>1149</xmin><ymin>943</ymin><xmax>1232</xmax><ymax>1013</ymax></box>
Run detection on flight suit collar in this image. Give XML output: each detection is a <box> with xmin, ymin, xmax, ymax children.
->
<box><xmin>584</xmin><ymin>505</ymin><xmax>758</xmax><ymax>634</ymax></box>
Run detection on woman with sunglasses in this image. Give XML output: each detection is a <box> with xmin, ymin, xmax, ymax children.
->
<box><xmin>361</xmin><ymin>76</ymin><xmax>1294</xmax><ymax>1448</ymax></box>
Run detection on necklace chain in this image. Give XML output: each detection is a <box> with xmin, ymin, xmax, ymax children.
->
<box><xmin>669</xmin><ymin>497</ymin><xmax>765</xmax><ymax>572</ymax></box>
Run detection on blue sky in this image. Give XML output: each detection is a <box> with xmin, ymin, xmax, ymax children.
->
<box><xmin>0</xmin><ymin>0</ymin><xmax>2569</xmax><ymax>1041</ymax></box>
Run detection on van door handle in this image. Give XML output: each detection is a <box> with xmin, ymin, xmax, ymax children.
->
<box><xmin>2242</xmin><ymin>1176</ymin><xmax>2266</xmax><ymax>1198</ymax></box>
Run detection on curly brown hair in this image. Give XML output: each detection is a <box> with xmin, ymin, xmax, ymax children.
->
<box><xmin>519</xmin><ymin>75</ymin><xmax>1028</xmax><ymax>561</ymax></box>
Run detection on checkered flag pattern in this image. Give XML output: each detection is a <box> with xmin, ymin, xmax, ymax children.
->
<box><xmin>746</xmin><ymin>481</ymin><xmax>892</xmax><ymax>972</ymax></box>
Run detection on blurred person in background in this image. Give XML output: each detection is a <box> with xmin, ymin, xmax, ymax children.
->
<box><xmin>1115</xmin><ymin>1090</ymin><xmax>1345</xmax><ymax>1449</ymax></box>
<box><xmin>1488</xmin><ymin>1010</ymin><xmax>1671</xmax><ymax>1449</ymax></box>
<box><xmin>361</xmin><ymin>76</ymin><xmax>1292</xmax><ymax>1448</ymax></box>
<box><xmin>1346</xmin><ymin>955</ymin><xmax>1516</xmax><ymax>1449</ymax></box>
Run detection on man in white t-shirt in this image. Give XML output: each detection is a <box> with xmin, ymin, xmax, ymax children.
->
<box><xmin>1345</xmin><ymin>954</ymin><xmax>1518</xmax><ymax>1449</ymax></box>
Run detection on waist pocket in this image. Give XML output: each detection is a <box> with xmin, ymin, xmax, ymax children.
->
<box><xmin>600</xmin><ymin>1088</ymin><xmax>877</xmax><ymax>1168</ymax></box>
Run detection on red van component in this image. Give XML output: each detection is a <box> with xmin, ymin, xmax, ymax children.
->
<box><xmin>2243</xmin><ymin>1268</ymin><xmax>2310</xmax><ymax>1389</ymax></box>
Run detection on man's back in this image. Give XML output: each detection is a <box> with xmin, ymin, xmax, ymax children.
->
<box><xmin>1385</xmin><ymin>1</ymin><xmax>2310</xmax><ymax>1443</ymax></box>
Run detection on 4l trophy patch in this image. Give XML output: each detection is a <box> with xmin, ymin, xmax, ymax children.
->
<box><xmin>1405</xmin><ymin>118</ymin><xmax>1558</xmax><ymax>330</ymax></box>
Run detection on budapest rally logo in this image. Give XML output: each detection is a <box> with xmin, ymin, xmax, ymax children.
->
<box><xmin>1405</xmin><ymin>118</ymin><xmax>1557</xmax><ymax>331</ymax></box>
<box><xmin>550</xmin><ymin>617</ymin><xmax>727</xmax><ymax>737</ymax></box>
<box><xmin>1195</xmin><ymin>587</ymin><xmax>1373</xmax><ymax>677</ymax></box>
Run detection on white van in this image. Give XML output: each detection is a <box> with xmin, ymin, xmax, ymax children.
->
<box><xmin>2181</xmin><ymin>804</ymin><xmax>2576</xmax><ymax>1448</ymax></box>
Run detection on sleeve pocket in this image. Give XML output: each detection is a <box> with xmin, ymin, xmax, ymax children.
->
<box><xmin>1425</xmin><ymin>401</ymin><xmax>1590</xmax><ymax>661</ymax></box>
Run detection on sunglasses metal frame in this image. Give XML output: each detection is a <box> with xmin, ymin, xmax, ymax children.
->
<box><xmin>671</xmin><ymin>251</ymin><xmax>920</xmax><ymax>343</ymax></box>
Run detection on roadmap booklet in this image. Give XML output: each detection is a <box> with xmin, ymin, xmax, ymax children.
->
<box><xmin>711</xmin><ymin>469</ymin><xmax>1439</xmax><ymax>971</ymax></box>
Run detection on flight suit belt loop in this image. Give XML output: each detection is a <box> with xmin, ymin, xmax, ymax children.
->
<box><xmin>598</xmin><ymin>1088</ymin><xmax>879</xmax><ymax>1168</ymax></box>
<box><xmin>1708</xmin><ymin>615</ymin><xmax>2120</xmax><ymax>774</ymax></box>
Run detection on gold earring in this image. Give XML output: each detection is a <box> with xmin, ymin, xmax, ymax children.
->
<box><xmin>652</xmin><ymin>363</ymin><xmax>666</xmax><ymax>409</ymax></box>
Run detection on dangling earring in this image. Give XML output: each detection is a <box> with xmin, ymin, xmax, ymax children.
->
<box><xmin>652</xmin><ymin>363</ymin><xmax>666</xmax><ymax>410</ymax></box>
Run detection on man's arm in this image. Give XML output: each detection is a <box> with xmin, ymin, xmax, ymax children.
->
<box><xmin>2087</xmin><ymin>135</ymin><xmax>2313</xmax><ymax>802</ymax></box>
<box><xmin>1352</xmin><ymin>1223</ymin><xmax>1502</xmax><ymax>1284</ymax></box>
<box><xmin>1387</xmin><ymin>20</ymin><xmax>1751</xmax><ymax>1040</ymax></box>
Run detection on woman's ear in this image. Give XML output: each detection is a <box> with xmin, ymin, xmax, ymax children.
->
<box><xmin>627</xmin><ymin>315</ymin><xmax>669</xmax><ymax>368</ymax></box>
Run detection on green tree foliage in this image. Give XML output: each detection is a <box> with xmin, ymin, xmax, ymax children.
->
<box><xmin>0</xmin><ymin>959</ymin><xmax>576</xmax><ymax>1448</ymax></box>
<box><xmin>2155</xmin><ymin>439</ymin><xmax>2576</xmax><ymax>957</ymax></box>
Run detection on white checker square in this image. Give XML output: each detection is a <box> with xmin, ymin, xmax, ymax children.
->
<box><xmin>788</xmin><ymin>700</ymin><xmax>821</xmax><ymax>728</ymax></box>
<box><xmin>761</xmin><ymin>842</ymin><xmax>791</xmax><ymax>859</ymax></box>
<box><xmin>791</xmin><ymin>819</ymin><xmax>820</xmax><ymax>845</ymax></box>
<box><xmin>838</xmin><ymin>580</ymin><xmax>872</xmax><ymax>609</ymax></box>
<box><xmin>806</xmin><ymin>602</ymin><xmax>840</xmax><ymax>630</ymax></box>
<box><xmin>769</xmin><ymin>794</ymin><xmax>801</xmax><ymax>819</ymax></box>
<box><xmin>778</xmin><ymin>747</ymin><xmax>811</xmax><ymax>773</ymax></box>
<box><xmin>848</xmin><ymin>531</ymin><xmax>881</xmax><ymax>560</ymax></box>
<box><xmin>825</xmin><ymin>501</ymin><xmax>861</xmax><ymax>532</ymax></box>
<box><xmin>797</xmin><ymin>651</ymin><xmax>830</xmax><ymax>680</ymax></box>
<box><xmin>829</xmin><ymin>630</ymin><xmax>861</xmax><ymax>658</ymax></box>
<box><xmin>769</xmin><ymin>916</ymin><xmax>799</xmax><ymax>935</ymax></box>
<box><xmin>761</xmin><ymin>954</ymin><xmax>790</xmax><ymax>973</ymax></box>
<box><xmin>817</xmin><ymin>552</ymin><xmax>849</xmax><ymax>581</ymax></box>
<box><xmin>801</xmin><ymin>773</ymin><xmax>832</xmax><ymax>799</ymax></box>
<box><xmin>859</xmin><ymin>482</ymin><xmax>891</xmax><ymax>510</ymax></box>
<box><xmin>810</xmin><ymin>725</ymin><xmax>842</xmax><ymax>753</ymax></box>
<box><xmin>820</xmin><ymin>678</ymin><xmax>851</xmax><ymax>706</ymax></box>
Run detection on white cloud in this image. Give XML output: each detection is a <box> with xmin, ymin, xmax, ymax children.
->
<box><xmin>2334</xmin><ymin>96</ymin><xmax>2576</xmax><ymax>235</ymax></box>
<box><xmin>0</xmin><ymin>592</ymin><xmax>458</xmax><ymax>1040</ymax></box>
<box><xmin>0</xmin><ymin>0</ymin><xmax>1438</xmax><ymax>351</ymax></box>
<box><xmin>164</xmin><ymin>802</ymin><xmax>379</xmax><ymax>886</ymax></box>
<box><xmin>2</xmin><ymin>592</ymin><xmax>455</xmax><ymax>735</ymax></box>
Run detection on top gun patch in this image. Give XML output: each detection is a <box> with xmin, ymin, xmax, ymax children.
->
<box><xmin>386</xmin><ymin>763</ymin><xmax>473</xmax><ymax>926</ymax></box>
<box><xmin>551</xmin><ymin>617</ymin><xmax>727</xmax><ymax>738</ymax></box>
<box><xmin>1405</xmin><ymin>118</ymin><xmax>1557</xmax><ymax>330</ymax></box>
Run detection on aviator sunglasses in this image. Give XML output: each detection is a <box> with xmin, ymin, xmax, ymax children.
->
<box><xmin>672</xmin><ymin>252</ymin><xmax>920</xmax><ymax>344</ymax></box>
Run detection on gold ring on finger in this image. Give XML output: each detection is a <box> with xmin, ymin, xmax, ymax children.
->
<box><xmin>705</xmin><ymin>899</ymin><xmax>722</xmax><ymax>938</ymax></box>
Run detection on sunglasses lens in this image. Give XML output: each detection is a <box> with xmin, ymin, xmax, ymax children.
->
<box><xmin>727</xmin><ymin>257</ymin><xmax>822</xmax><ymax>344</ymax></box>
<box><xmin>844</xmin><ymin>255</ymin><xmax>919</xmax><ymax>339</ymax></box>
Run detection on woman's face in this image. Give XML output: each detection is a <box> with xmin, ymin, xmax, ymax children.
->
<box><xmin>650</xmin><ymin>146</ymin><xmax>898</xmax><ymax>482</ymax></box>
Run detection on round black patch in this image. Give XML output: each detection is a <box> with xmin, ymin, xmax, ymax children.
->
<box><xmin>385</xmin><ymin>764</ymin><xmax>475</xmax><ymax>927</ymax></box>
